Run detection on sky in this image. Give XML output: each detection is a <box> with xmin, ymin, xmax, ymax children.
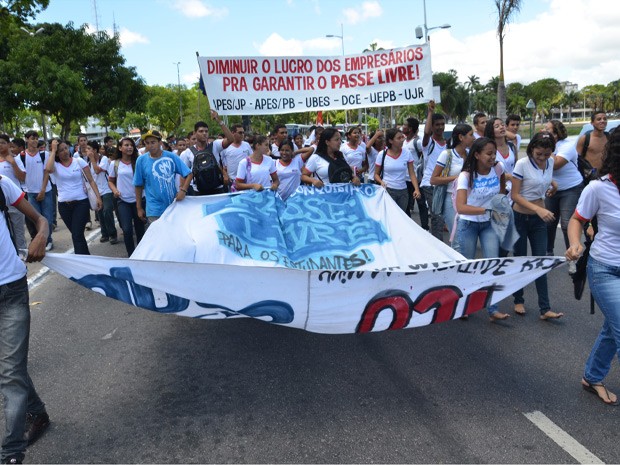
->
<box><xmin>32</xmin><ymin>0</ymin><xmax>619</xmax><ymax>90</ymax></box>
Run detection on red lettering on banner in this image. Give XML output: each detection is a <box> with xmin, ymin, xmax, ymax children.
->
<box><xmin>462</xmin><ymin>286</ymin><xmax>500</xmax><ymax>316</ymax></box>
<box><xmin>330</xmin><ymin>71</ymin><xmax>375</xmax><ymax>89</ymax></box>
<box><xmin>377</xmin><ymin>65</ymin><xmax>419</xmax><ymax>84</ymax></box>
<box><xmin>411</xmin><ymin>286</ymin><xmax>462</xmax><ymax>324</ymax></box>
<box><xmin>222</xmin><ymin>76</ymin><xmax>248</xmax><ymax>92</ymax></box>
<box><xmin>356</xmin><ymin>290</ymin><xmax>413</xmax><ymax>333</ymax></box>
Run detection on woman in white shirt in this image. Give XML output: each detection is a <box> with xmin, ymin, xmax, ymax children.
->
<box><xmin>374</xmin><ymin>128</ymin><xmax>421</xmax><ymax>212</ymax></box>
<box><xmin>566</xmin><ymin>128</ymin><xmax>620</xmax><ymax>406</ymax></box>
<box><xmin>484</xmin><ymin>118</ymin><xmax>517</xmax><ymax>191</ymax></box>
<box><xmin>44</xmin><ymin>139</ymin><xmax>101</xmax><ymax>255</ymax></box>
<box><xmin>511</xmin><ymin>132</ymin><xmax>562</xmax><ymax>319</ymax></box>
<box><xmin>430</xmin><ymin>123</ymin><xmax>473</xmax><ymax>251</ymax></box>
<box><xmin>87</xmin><ymin>141</ymin><xmax>117</xmax><ymax>244</ymax></box>
<box><xmin>275</xmin><ymin>141</ymin><xmax>304</xmax><ymax>201</ymax></box>
<box><xmin>544</xmin><ymin>120</ymin><xmax>585</xmax><ymax>269</ymax></box>
<box><xmin>455</xmin><ymin>137</ymin><xmax>508</xmax><ymax>321</ymax></box>
<box><xmin>235</xmin><ymin>135</ymin><xmax>279</xmax><ymax>192</ymax></box>
<box><xmin>303</xmin><ymin>128</ymin><xmax>361</xmax><ymax>187</ymax></box>
<box><xmin>108</xmin><ymin>137</ymin><xmax>145</xmax><ymax>256</ymax></box>
<box><xmin>341</xmin><ymin>126</ymin><xmax>367</xmax><ymax>179</ymax></box>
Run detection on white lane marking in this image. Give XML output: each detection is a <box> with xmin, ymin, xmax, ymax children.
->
<box><xmin>28</xmin><ymin>228</ymin><xmax>102</xmax><ymax>291</ymax></box>
<box><xmin>524</xmin><ymin>411</ymin><xmax>604</xmax><ymax>464</ymax></box>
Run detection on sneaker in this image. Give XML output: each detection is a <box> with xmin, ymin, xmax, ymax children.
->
<box><xmin>85</xmin><ymin>221</ymin><xmax>92</xmax><ymax>231</ymax></box>
<box><xmin>100</xmin><ymin>236</ymin><xmax>109</xmax><ymax>243</ymax></box>
<box><xmin>568</xmin><ymin>260</ymin><xmax>577</xmax><ymax>275</ymax></box>
<box><xmin>109</xmin><ymin>237</ymin><xmax>119</xmax><ymax>245</ymax></box>
<box><xmin>1</xmin><ymin>456</ymin><xmax>22</xmax><ymax>464</ymax></box>
<box><xmin>24</xmin><ymin>411</ymin><xmax>50</xmax><ymax>446</ymax></box>
<box><xmin>45</xmin><ymin>242</ymin><xmax>53</xmax><ymax>252</ymax></box>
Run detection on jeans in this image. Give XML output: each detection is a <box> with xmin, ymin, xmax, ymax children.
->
<box><xmin>99</xmin><ymin>193</ymin><xmax>117</xmax><ymax>240</ymax></box>
<box><xmin>58</xmin><ymin>198</ymin><xmax>91</xmax><ymax>255</ymax></box>
<box><xmin>406</xmin><ymin>181</ymin><xmax>429</xmax><ymax>229</ymax></box>
<box><xmin>457</xmin><ymin>218</ymin><xmax>499</xmax><ymax>315</ymax></box>
<box><xmin>422</xmin><ymin>185</ymin><xmax>444</xmax><ymax>241</ymax></box>
<box><xmin>545</xmin><ymin>183</ymin><xmax>583</xmax><ymax>254</ymax></box>
<box><xmin>0</xmin><ymin>276</ymin><xmax>46</xmax><ymax>462</ymax></box>
<box><xmin>512</xmin><ymin>211</ymin><xmax>550</xmax><ymax>313</ymax></box>
<box><xmin>117</xmin><ymin>200</ymin><xmax>146</xmax><ymax>256</ymax></box>
<box><xmin>441</xmin><ymin>193</ymin><xmax>459</xmax><ymax>252</ymax></box>
<box><xmin>26</xmin><ymin>191</ymin><xmax>53</xmax><ymax>245</ymax></box>
<box><xmin>583</xmin><ymin>256</ymin><xmax>620</xmax><ymax>384</ymax></box>
<box><xmin>386</xmin><ymin>187</ymin><xmax>409</xmax><ymax>213</ymax></box>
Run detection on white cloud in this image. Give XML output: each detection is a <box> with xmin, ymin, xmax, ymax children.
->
<box><xmin>255</xmin><ymin>33</ymin><xmax>341</xmax><ymax>56</ymax></box>
<box><xmin>182</xmin><ymin>71</ymin><xmax>200</xmax><ymax>85</ymax></box>
<box><xmin>171</xmin><ymin>0</ymin><xmax>228</xmax><ymax>19</ymax></box>
<box><xmin>343</xmin><ymin>1</ymin><xmax>382</xmax><ymax>25</ymax></box>
<box><xmin>118</xmin><ymin>27</ymin><xmax>149</xmax><ymax>47</ymax></box>
<box><xmin>429</xmin><ymin>0</ymin><xmax>620</xmax><ymax>88</ymax></box>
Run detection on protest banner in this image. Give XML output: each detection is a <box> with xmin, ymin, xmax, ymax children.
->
<box><xmin>198</xmin><ymin>45</ymin><xmax>433</xmax><ymax>115</ymax></box>
<box><xmin>44</xmin><ymin>186</ymin><xmax>564</xmax><ymax>334</ymax></box>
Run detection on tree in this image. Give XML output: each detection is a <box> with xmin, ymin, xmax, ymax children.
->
<box><xmin>494</xmin><ymin>0</ymin><xmax>521</xmax><ymax>120</ymax></box>
<box><xmin>2</xmin><ymin>21</ymin><xmax>145</xmax><ymax>139</ymax></box>
<box><xmin>562</xmin><ymin>90</ymin><xmax>581</xmax><ymax>123</ymax></box>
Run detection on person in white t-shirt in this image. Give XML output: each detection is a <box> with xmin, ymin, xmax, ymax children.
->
<box><xmin>341</xmin><ymin>126</ymin><xmax>368</xmax><ymax>179</ymax></box>
<box><xmin>0</xmin><ymin>134</ymin><xmax>27</xmax><ymax>250</ymax></box>
<box><xmin>366</xmin><ymin>129</ymin><xmax>385</xmax><ymax>184</ymax></box>
<box><xmin>544</xmin><ymin>119</ymin><xmax>584</xmax><ymax>267</ymax></box>
<box><xmin>0</xmin><ymin>175</ymin><xmax>50</xmax><ymax>465</ymax></box>
<box><xmin>374</xmin><ymin>128</ymin><xmax>420</xmax><ymax>212</ymax></box>
<box><xmin>86</xmin><ymin>141</ymin><xmax>117</xmax><ymax>244</ymax></box>
<box><xmin>108</xmin><ymin>137</ymin><xmax>145</xmax><ymax>256</ymax></box>
<box><xmin>505</xmin><ymin>114</ymin><xmax>522</xmax><ymax>152</ymax></box>
<box><xmin>402</xmin><ymin>117</ymin><xmax>428</xmax><ymax>227</ymax></box>
<box><xmin>473</xmin><ymin>112</ymin><xmax>487</xmax><ymax>139</ymax></box>
<box><xmin>236</xmin><ymin>135</ymin><xmax>279</xmax><ymax>192</ymax></box>
<box><xmin>293</xmin><ymin>133</ymin><xmax>304</xmax><ymax>151</ymax></box>
<box><xmin>511</xmin><ymin>132</ymin><xmax>563</xmax><ymax>320</ymax></box>
<box><xmin>270</xmin><ymin>124</ymin><xmax>289</xmax><ymax>159</ymax></box>
<box><xmin>302</xmin><ymin>128</ymin><xmax>361</xmax><ymax>187</ymax></box>
<box><xmin>566</xmin><ymin>128</ymin><xmax>620</xmax><ymax>406</ymax></box>
<box><xmin>430</xmin><ymin>123</ymin><xmax>474</xmax><ymax>251</ymax></box>
<box><xmin>455</xmin><ymin>137</ymin><xmax>509</xmax><ymax>321</ymax></box>
<box><xmin>421</xmin><ymin>100</ymin><xmax>447</xmax><ymax>240</ymax></box>
<box><xmin>221</xmin><ymin>124</ymin><xmax>252</xmax><ymax>192</ymax></box>
<box><xmin>485</xmin><ymin>117</ymin><xmax>517</xmax><ymax>192</ymax></box>
<box><xmin>44</xmin><ymin>139</ymin><xmax>102</xmax><ymax>255</ymax></box>
<box><xmin>275</xmin><ymin>141</ymin><xmax>305</xmax><ymax>201</ymax></box>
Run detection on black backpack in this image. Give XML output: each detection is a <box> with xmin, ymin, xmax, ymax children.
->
<box><xmin>578</xmin><ymin>131</ymin><xmax>609</xmax><ymax>185</ymax></box>
<box><xmin>0</xmin><ymin>176</ymin><xmax>18</xmax><ymax>253</ymax></box>
<box><xmin>190</xmin><ymin>145</ymin><xmax>223</xmax><ymax>194</ymax></box>
<box><xmin>318</xmin><ymin>152</ymin><xmax>353</xmax><ymax>183</ymax></box>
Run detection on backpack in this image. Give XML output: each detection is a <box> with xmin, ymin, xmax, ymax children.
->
<box><xmin>412</xmin><ymin>137</ymin><xmax>424</xmax><ymax>181</ymax></box>
<box><xmin>0</xmin><ymin>176</ymin><xmax>18</xmax><ymax>253</ymax></box>
<box><xmin>190</xmin><ymin>145</ymin><xmax>223</xmax><ymax>194</ymax></box>
<box><xmin>318</xmin><ymin>152</ymin><xmax>353</xmax><ymax>183</ymax></box>
<box><xmin>578</xmin><ymin>131</ymin><xmax>609</xmax><ymax>185</ymax></box>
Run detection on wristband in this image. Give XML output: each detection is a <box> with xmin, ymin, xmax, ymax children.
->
<box><xmin>180</xmin><ymin>187</ymin><xmax>187</xmax><ymax>193</ymax></box>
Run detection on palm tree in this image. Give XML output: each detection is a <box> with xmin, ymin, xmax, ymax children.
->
<box><xmin>494</xmin><ymin>0</ymin><xmax>521</xmax><ymax>120</ymax></box>
<box><xmin>563</xmin><ymin>90</ymin><xmax>580</xmax><ymax>123</ymax></box>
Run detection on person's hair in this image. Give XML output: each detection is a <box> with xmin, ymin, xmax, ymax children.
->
<box><xmin>369</xmin><ymin>130</ymin><xmax>385</xmax><ymax>149</ymax></box>
<box><xmin>103</xmin><ymin>136</ymin><xmax>113</xmax><ymax>144</ymax></box>
<box><xmin>385</xmin><ymin>128</ymin><xmax>402</xmax><ymax>149</ymax></box>
<box><xmin>77</xmin><ymin>133</ymin><xmax>87</xmax><ymax>141</ymax></box>
<box><xmin>194</xmin><ymin>121</ymin><xmax>209</xmax><ymax>131</ymax></box>
<box><xmin>117</xmin><ymin>137</ymin><xmax>139</xmax><ymax>171</ymax></box>
<box><xmin>0</xmin><ymin>134</ymin><xmax>10</xmax><ymax>143</ymax></box>
<box><xmin>248</xmin><ymin>134</ymin><xmax>268</xmax><ymax>150</ymax></box>
<box><xmin>230</xmin><ymin>124</ymin><xmax>243</xmax><ymax>133</ymax></box>
<box><xmin>50</xmin><ymin>138</ymin><xmax>64</xmax><ymax>162</ymax></box>
<box><xmin>431</xmin><ymin>113</ymin><xmax>445</xmax><ymax>124</ymax></box>
<box><xmin>105</xmin><ymin>146</ymin><xmax>117</xmax><ymax>160</ymax></box>
<box><xmin>11</xmin><ymin>137</ymin><xmax>25</xmax><ymax>149</ymax></box>
<box><xmin>187</xmin><ymin>131</ymin><xmax>194</xmax><ymax>138</ymax></box>
<box><xmin>600</xmin><ymin>127</ymin><xmax>620</xmax><ymax>194</ymax></box>
<box><xmin>273</xmin><ymin>124</ymin><xmax>286</xmax><ymax>134</ymax></box>
<box><xmin>24</xmin><ymin>130</ymin><xmax>39</xmax><ymax>139</ymax></box>
<box><xmin>547</xmin><ymin>119</ymin><xmax>568</xmax><ymax>141</ymax></box>
<box><xmin>505</xmin><ymin>114</ymin><xmax>521</xmax><ymax>125</ymax></box>
<box><xmin>526</xmin><ymin>131</ymin><xmax>556</xmax><ymax>158</ymax></box>
<box><xmin>462</xmin><ymin>137</ymin><xmax>497</xmax><ymax>187</ymax></box>
<box><xmin>406</xmin><ymin>117</ymin><xmax>419</xmax><ymax>133</ymax></box>
<box><xmin>162</xmin><ymin>141</ymin><xmax>172</xmax><ymax>151</ymax></box>
<box><xmin>278</xmin><ymin>140</ymin><xmax>295</xmax><ymax>152</ymax></box>
<box><xmin>591</xmin><ymin>110</ymin><xmax>606</xmax><ymax>122</ymax></box>
<box><xmin>484</xmin><ymin>118</ymin><xmax>503</xmax><ymax>140</ymax></box>
<box><xmin>87</xmin><ymin>140</ymin><xmax>100</xmax><ymax>152</ymax></box>
<box><xmin>346</xmin><ymin>126</ymin><xmax>360</xmax><ymax>137</ymax></box>
<box><xmin>315</xmin><ymin>127</ymin><xmax>343</xmax><ymax>158</ymax></box>
<box><xmin>447</xmin><ymin>123</ymin><xmax>473</xmax><ymax>149</ymax></box>
<box><xmin>473</xmin><ymin>113</ymin><xmax>487</xmax><ymax>126</ymax></box>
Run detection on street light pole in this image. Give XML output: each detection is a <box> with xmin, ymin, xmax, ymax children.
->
<box><xmin>174</xmin><ymin>62</ymin><xmax>182</xmax><ymax>127</ymax></box>
<box><xmin>326</xmin><ymin>23</ymin><xmax>347</xmax><ymax>127</ymax></box>
<box><xmin>418</xmin><ymin>0</ymin><xmax>451</xmax><ymax>43</ymax></box>
<box><xmin>526</xmin><ymin>99</ymin><xmax>536</xmax><ymax>139</ymax></box>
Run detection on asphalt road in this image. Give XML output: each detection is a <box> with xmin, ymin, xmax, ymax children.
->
<box><xmin>8</xmin><ymin>211</ymin><xmax>620</xmax><ymax>464</ymax></box>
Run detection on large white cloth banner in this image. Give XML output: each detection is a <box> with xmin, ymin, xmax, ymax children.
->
<box><xmin>198</xmin><ymin>45</ymin><xmax>433</xmax><ymax>115</ymax></box>
<box><xmin>43</xmin><ymin>185</ymin><xmax>564</xmax><ymax>334</ymax></box>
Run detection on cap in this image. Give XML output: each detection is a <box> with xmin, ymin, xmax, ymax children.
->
<box><xmin>141</xmin><ymin>130</ymin><xmax>162</xmax><ymax>141</ymax></box>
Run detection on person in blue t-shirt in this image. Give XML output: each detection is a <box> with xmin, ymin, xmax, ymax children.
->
<box><xmin>134</xmin><ymin>130</ymin><xmax>192</xmax><ymax>222</ymax></box>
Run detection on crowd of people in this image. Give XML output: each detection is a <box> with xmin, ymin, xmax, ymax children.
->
<box><xmin>1</xmin><ymin>105</ymin><xmax>620</xmax><ymax>463</ymax></box>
